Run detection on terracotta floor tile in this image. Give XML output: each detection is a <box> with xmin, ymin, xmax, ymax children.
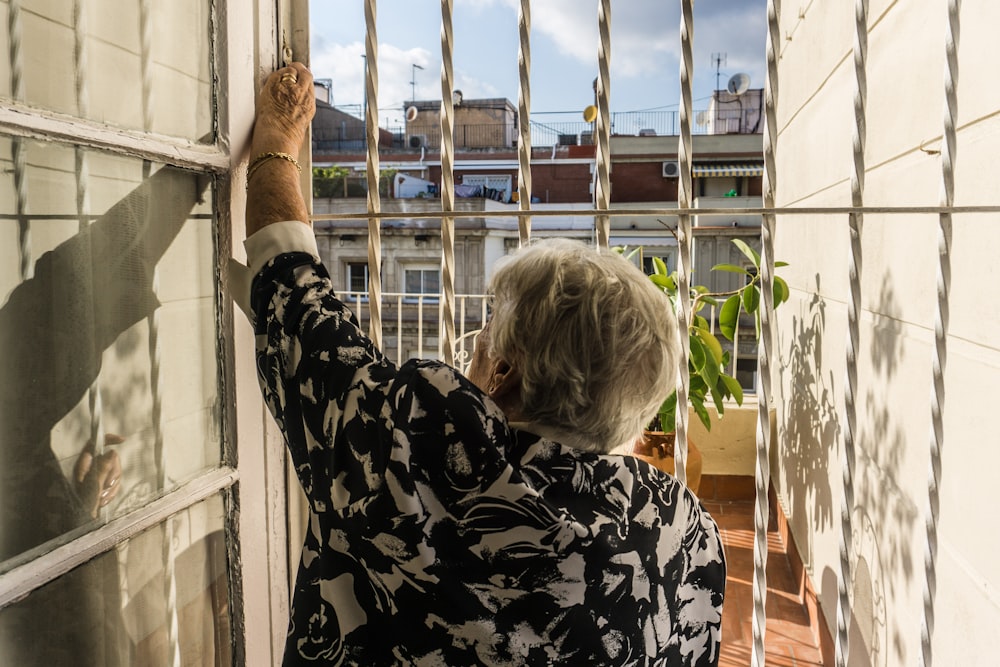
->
<box><xmin>718</xmin><ymin>497</ymin><xmax>826</xmax><ymax>666</ymax></box>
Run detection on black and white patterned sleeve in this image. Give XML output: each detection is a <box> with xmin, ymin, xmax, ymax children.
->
<box><xmin>251</xmin><ymin>252</ymin><xmax>395</xmax><ymax>505</ymax></box>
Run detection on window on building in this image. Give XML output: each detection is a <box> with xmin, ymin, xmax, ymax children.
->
<box><xmin>347</xmin><ymin>262</ymin><xmax>370</xmax><ymax>293</ymax></box>
<box><xmin>642</xmin><ymin>252</ymin><xmax>675</xmax><ymax>275</ymax></box>
<box><xmin>404</xmin><ymin>266</ymin><xmax>441</xmax><ymax>301</ymax></box>
<box><xmin>459</xmin><ymin>174</ymin><xmax>513</xmax><ymax>202</ymax></box>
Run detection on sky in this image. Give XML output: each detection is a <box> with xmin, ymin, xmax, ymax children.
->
<box><xmin>309</xmin><ymin>0</ymin><xmax>767</xmax><ymax>126</ymax></box>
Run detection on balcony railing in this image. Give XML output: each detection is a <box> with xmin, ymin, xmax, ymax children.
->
<box><xmin>339</xmin><ymin>292</ymin><xmax>491</xmax><ymax>368</ymax></box>
<box><xmin>339</xmin><ymin>291</ymin><xmax>762</xmax><ymax>394</ymax></box>
<box><xmin>312</xmin><ymin>107</ymin><xmax>763</xmax><ymax>153</ymax></box>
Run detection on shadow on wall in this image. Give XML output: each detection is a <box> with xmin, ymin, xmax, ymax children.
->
<box><xmin>780</xmin><ymin>271</ymin><xmax>917</xmax><ymax>667</ymax></box>
<box><xmin>855</xmin><ymin>275</ymin><xmax>917</xmax><ymax>666</ymax></box>
<box><xmin>777</xmin><ymin>274</ymin><xmax>838</xmax><ymax>564</ymax></box>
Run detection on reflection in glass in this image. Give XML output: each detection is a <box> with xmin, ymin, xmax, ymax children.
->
<box><xmin>0</xmin><ymin>495</ymin><xmax>231</xmax><ymax>666</ymax></box>
<box><xmin>1</xmin><ymin>0</ymin><xmax>214</xmax><ymax>142</ymax></box>
<box><xmin>0</xmin><ymin>136</ymin><xmax>220</xmax><ymax>567</ymax></box>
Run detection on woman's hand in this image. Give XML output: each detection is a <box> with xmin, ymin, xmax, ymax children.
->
<box><xmin>252</xmin><ymin>62</ymin><xmax>316</xmax><ymax>155</ymax></box>
<box><xmin>73</xmin><ymin>434</ymin><xmax>124</xmax><ymax>518</ymax></box>
<box><xmin>246</xmin><ymin>63</ymin><xmax>316</xmax><ymax>235</ymax></box>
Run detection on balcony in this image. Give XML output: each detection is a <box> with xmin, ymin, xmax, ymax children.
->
<box><xmin>312</xmin><ymin>107</ymin><xmax>764</xmax><ymax>154</ymax></box>
<box><xmin>3</xmin><ymin>1</ymin><xmax>996</xmax><ymax>665</ymax></box>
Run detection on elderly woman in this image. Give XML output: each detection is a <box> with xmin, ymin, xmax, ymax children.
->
<box><xmin>239</xmin><ymin>63</ymin><xmax>725</xmax><ymax>666</ymax></box>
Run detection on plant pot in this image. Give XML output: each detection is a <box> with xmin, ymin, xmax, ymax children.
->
<box><xmin>629</xmin><ymin>431</ymin><xmax>703</xmax><ymax>496</ymax></box>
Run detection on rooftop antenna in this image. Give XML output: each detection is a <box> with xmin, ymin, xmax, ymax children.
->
<box><xmin>410</xmin><ymin>63</ymin><xmax>424</xmax><ymax>103</ymax></box>
<box><xmin>711</xmin><ymin>52</ymin><xmax>727</xmax><ymax>93</ymax></box>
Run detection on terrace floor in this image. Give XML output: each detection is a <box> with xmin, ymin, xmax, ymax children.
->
<box><xmin>700</xmin><ymin>477</ymin><xmax>830</xmax><ymax>666</ymax></box>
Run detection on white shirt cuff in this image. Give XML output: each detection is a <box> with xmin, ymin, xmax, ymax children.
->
<box><xmin>230</xmin><ymin>221</ymin><xmax>321</xmax><ymax>323</ymax></box>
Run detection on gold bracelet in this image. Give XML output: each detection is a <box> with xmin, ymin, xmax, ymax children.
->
<box><xmin>246</xmin><ymin>151</ymin><xmax>301</xmax><ymax>185</ymax></box>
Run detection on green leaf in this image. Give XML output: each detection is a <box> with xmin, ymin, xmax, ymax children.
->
<box><xmin>693</xmin><ymin>314</ymin><xmax>709</xmax><ymax>330</ymax></box>
<box><xmin>689</xmin><ymin>335</ymin><xmax>707</xmax><ymax>372</ymax></box>
<box><xmin>692</xmin><ymin>396</ymin><xmax>712</xmax><ymax>431</ymax></box>
<box><xmin>719</xmin><ymin>294</ymin><xmax>741</xmax><ymax>341</ymax></box>
<box><xmin>742</xmin><ymin>284</ymin><xmax>760</xmax><ymax>313</ymax></box>
<box><xmin>774</xmin><ymin>261</ymin><xmax>789</xmax><ymax>268</ymax></box>
<box><xmin>694</xmin><ymin>325</ymin><xmax>724</xmax><ymax>364</ymax></box>
<box><xmin>712</xmin><ymin>263</ymin><xmax>750</xmax><ymax>274</ymax></box>
<box><xmin>773</xmin><ymin>276</ymin><xmax>790</xmax><ymax>306</ymax></box>
<box><xmin>732</xmin><ymin>239</ymin><xmax>761</xmax><ymax>268</ymax></box>
<box><xmin>709</xmin><ymin>380</ymin><xmax>725</xmax><ymax>413</ymax></box>
<box><xmin>658</xmin><ymin>392</ymin><xmax>678</xmax><ymax>432</ymax></box>
<box><xmin>699</xmin><ymin>349</ymin><xmax>720</xmax><ymax>387</ymax></box>
<box><xmin>652</xmin><ymin>255</ymin><xmax>668</xmax><ymax>276</ymax></box>
<box><xmin>720</xmin><ymin>373</ymin><xmax>745</xmax><ymax>405</ymax></box>
<box><xmin>649</xmin><ymin>274</ymin><xmax>676</xmax><ymax>291</ymax></box>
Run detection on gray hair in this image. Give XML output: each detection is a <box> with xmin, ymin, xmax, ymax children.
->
<box><xmin>487</xmin><ymin>238</ymin><xmax>678</xmax><ymax>452</ymax></box>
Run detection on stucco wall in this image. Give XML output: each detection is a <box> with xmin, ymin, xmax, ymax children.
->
<box><xmin>771</xmin><ymin>1</ymin><xmax>1000</xmax><ymax>663</ymax></box>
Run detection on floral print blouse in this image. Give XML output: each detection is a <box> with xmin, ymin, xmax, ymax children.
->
<box><xmin>246</xmin><ymin>224</ymin><xmax>726</xmax><ymax>666</ymax></box>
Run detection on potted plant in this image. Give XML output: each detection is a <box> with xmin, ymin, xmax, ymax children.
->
<box><xmin>617</xmin><ymin>238</ymin><xmax>789</xmax><ymax>493</ymax></box>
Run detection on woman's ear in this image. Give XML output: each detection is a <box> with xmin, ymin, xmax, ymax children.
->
<box><xmin>487</xmin><ymin>359</ymin><xmax>522</xmax><ymax>403</ymax></box>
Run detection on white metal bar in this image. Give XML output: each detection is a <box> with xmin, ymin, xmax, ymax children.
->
<box><xmin>516</xmin><ymin>0</ymin><xmax>532</xmax><ymax>246</ymax></box>
<box><xmin>309</xmin><ymin>204</ymin><xmax>1000</xmax><ymax>222</ymax></box>
<box><xmin>752</xmin><ymin>1</ymin><xmax>781</xmax><ymax>664</ymax></box>
<box><xmin>836</xmin><ymin>0</ymin><xmax>868</xmax><ymax>664</ymax></box>
<box><xmin>674</xmin><ymin>0</ymin><xmax>694</xmax><ymax>488</ymax></box>
<box><xmin>594</xmin><ymin>0</ymin><xmax>612</xmax><ymax>248</ymax></box>
<box><xmin>517</xmin><ymin>0</ymin><xmax>531</xmax><ymax>246</ymax></box>
<box><xmin>920</xmin><ymin>2</ymin><xmax>960</xmax><ymax>665</ymax></box>
<box><xmin>397</xmin><ymin>294</ymin><xmax>403</xmax><ymax>362</ymax></box>
<box><xmin>364</xmin><ymin>0</ymin><xmax>384</xmax><ymax>349</ymax></box>
<box><xmin>438</xmin><ymin>0</ymin><xmax>457</xmax><ymax>364</ymax></box>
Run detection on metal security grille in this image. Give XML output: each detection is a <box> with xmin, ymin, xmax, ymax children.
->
<box><xmin>312</xmin><ymin>1</ymin><xmax>993</xmax><ymax>665</ymax></box>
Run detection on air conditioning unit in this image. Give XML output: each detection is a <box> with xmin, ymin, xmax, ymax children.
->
<box><xmin>662</xmin><ymin>160</ymin><xmax>680</xmax><ymax>178</ymax></box>
<box><xmin>409</xmin><ymin>135</ymin><xmax>427</xmax><ymax>148</ymax></box>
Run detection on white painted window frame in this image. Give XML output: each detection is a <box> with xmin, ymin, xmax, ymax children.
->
<box><xmin>0</xmin><ymin>0</ymin><xmax>310</xmax><ymax>663</ymax></box>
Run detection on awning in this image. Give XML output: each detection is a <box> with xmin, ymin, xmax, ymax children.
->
<box><xmin>692</xmin><ymin>163</ymin><xmax>764</xmax><ymax>178</ymax></box>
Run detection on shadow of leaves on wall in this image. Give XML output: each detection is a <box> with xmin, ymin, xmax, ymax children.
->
<box><xmin>855</xmin><ymin>276</ymin><xmax>917</xmax><ymax>666</ymax></box>
<box><xmin>777</xmin><ymin>275</ymin><xmax>838</xmax><ymax>566</ymax></box>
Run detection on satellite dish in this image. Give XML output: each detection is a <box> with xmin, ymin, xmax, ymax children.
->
<box><xmin>583</xmin><ymin>105</ymin><xmax>598</xmax><ymax>123</ymax></box>
<box><xmin>405</xmin><ymin>105</ymin><xmax>419</xmax><ymax>122</ymax></box>
<box><xmin>727</xmin><ymin>73</ymin><xmax>750</xmax><ymax>95</ymax></box>
<box><xmin>452</xmin><ymin>90</ymin><xmax>463</xmax><ymax>106</ymax></box>
<box><xmin>695</xmin><ymin>110</ymin><xmax>709</xmax><ymax>126</ymax></box>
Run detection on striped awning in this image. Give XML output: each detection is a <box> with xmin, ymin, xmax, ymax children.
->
<box><xmin>692</xmin><ymin>163</ymin><xmax>764</xmax><ymax>178</ymax></box>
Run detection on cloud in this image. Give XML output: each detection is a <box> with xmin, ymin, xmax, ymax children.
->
<box><xmin>309</xmin><ymin>0</ymin><xmax>767</xmax><ymax>118</ymax></box>
<box><xmin>457</xmin><ymin>0</ymin><xmax>764</xmax><ymax>84</ymax></box>
<box><xmin>311</xmin><ymin>39</ymin><xmax>501</xmax><ymax>124</ymax></box>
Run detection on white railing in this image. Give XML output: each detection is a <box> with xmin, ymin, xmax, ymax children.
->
<box><xmin>340</xmin><ymin>291</ymin><xmax>490</xmax><ymax>370</ymax></box>
<box><xmin>338</xmin><ymin>292</ymin><xmax>761</xmax><ymax>394</ymax></box>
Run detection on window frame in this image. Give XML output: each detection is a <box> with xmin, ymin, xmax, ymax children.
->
<box><xmin>0</xmin><ymin>1</ymin><xmax>305</xmax><ymax>663</ymax></box>
<box><xmin>403</xmin><ymin>264</ymin><xmax>442</xmax><ymax>303</ymax></box>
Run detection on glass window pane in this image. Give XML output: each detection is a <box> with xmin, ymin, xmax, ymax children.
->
<box><xmin>404</xmin><ymin>268</ymin><xmax>440</xmax><ymax>295</ymax></box>
<box><xmin>348</xmin><ymin>263</ymin><xmax>367</xmax><ymax>292</ymax></box>
<box><xmin>0</xmin><ymin>0</ymin><xmax>214</xmax><ymax>142</ymax></box>
<box><xmin>424</xmin><ymin>269</ymin><xmax>440</xmax><ymax>293</ymax></box>
<box><xmin>0</xmin><ymin>135</ymin><xmax>220</xmax><ymax>567</ymax></box>
<box><xmin>0</xmin><ymin>495</ymin><xmax>231</xmax><ymax>667</ymax></box>
<box><xmin>404</xmin><ymin>269</ymin><xmax>421</xmax><ymax>293</ymax></box>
